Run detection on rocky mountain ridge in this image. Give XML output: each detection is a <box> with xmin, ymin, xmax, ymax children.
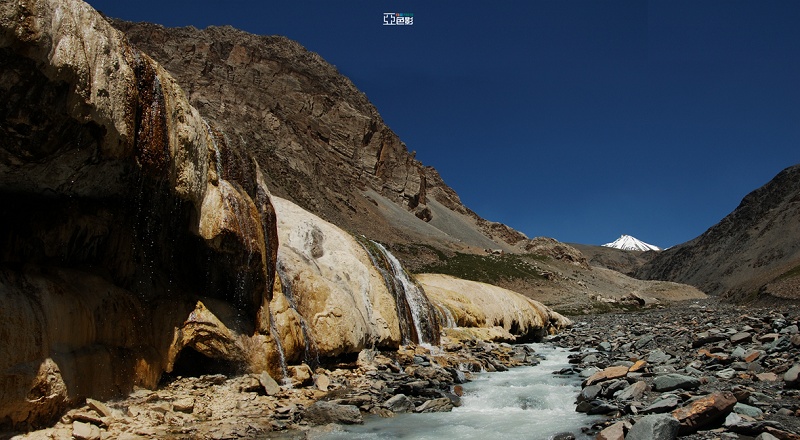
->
<box><xmin>108</xmin><ymin>20</ymin><xmax>529</xmax><ymax>257</ymax></box>
<box><xmin>637</xmin><ymin>164</ymin><xmax>800</xmax><ymax>301</ymax></box>
<box><xmin>106</xmin><ymin>18</ymin><xmax>712</xmax><ymax>315</ymax></box>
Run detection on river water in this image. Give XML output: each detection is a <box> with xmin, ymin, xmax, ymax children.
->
<box><xmin>313</xmin><ymin>344</ymin><xmax>597</xmax><ymax>440</ymax></box>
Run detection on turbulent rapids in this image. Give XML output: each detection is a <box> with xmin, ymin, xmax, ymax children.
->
<box><xmin>315</xmin><ymin>344</ymin><xmax>597</xmax><ymax>440</ymax></box>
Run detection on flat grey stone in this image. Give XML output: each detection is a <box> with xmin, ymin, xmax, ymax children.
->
<box><xmin>627</xmin><ymin>414</ymin><xmax>679</xmax><ymax>440</ymax></box>
<box><xmin>653</xmin><ymin>373</ymin><xmax>700</xmax><ymax>392</ymax></box>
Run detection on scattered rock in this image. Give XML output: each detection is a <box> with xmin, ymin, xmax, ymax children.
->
<box><xmin>172</xmin><ymin>397</ymin><xmax>195</xmax><ymax>413</ymax></box>
<box><xmin>783</xmin><ymin>364</ymin><xmax>800</xmax><ymax>388</ymax></box>
<box><xmin>315</xmin><ymin>374</ymin><xmax>331</xmax><ymax>392</ymax></box>
<box><xmin>383</xmin><ymin>394</ymin><xmax>415</xmax><ymax>413</ymax></box>
<box><xmin>303</xmin><ymin>401</ymin><xmax>363</xmax><ymax>425</ymax></box>
<box><xmin>584</xmin><ymin>366</ymin><xmax>630</xmax><ymax>386</ymax></box>
<box><xmin>72</xmin><ymin>421</ymin><xmax>101</xmax><ymax>440</ymax></box>
<box><xmin>86</xmin><ymin>399</ymin><xmax>114</xmax><ymax>419</ymax></box>
<box><xmin>671</xmin><ymin>391</ymin><xmax>737</xmax><ymax>434</ymax></box>
<box><xmin>414</xmin><ymin>397</ymin><xmax>454</xmax><ymax>413</ymax></box>
<box><xmin>259</xmin><ymin>371</ymin><xmax>282</xmax><ymax>395</ymax></box>
<box><xmin>652</xmin><ymin>374</ymin><xmax>700</xmax><ymax>392</ymax></box>
<box><xmin>626</xmin><ymin>414</ymin><xmax>679</xmax><ymax>440</ymax></box>
<box><xmin>596</xmin><ymin>420</ymin><xmax>627</xmax><ymax>440</ymax></box>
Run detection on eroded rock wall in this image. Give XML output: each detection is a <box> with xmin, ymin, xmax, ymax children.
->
<box><xmin>0</xmin><ymin>0</ymin><xmax>278</xmax><ymax>427</ymax></box>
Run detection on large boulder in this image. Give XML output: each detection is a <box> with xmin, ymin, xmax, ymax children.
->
<box><xmin>672</xmin><ymin>392</ymin><xmax>737</xmax><ymax>434</ymax></box>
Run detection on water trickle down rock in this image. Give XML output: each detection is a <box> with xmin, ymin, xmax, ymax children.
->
<box><xmin>0</xmin><ymin>0</ymin><xmax>280</xmax><ymax>427</ymax></box>
<box><xmin>371</xmin><ymin>242</ymin><xmax>441</xmax><ymax>346</ymax></box>
<box><xmin>271</xmin><ymin>196</ymin><xmax>403</xmax><ymax>358</ymax></box>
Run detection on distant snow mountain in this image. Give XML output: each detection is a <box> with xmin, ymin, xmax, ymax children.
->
<box><xmin>602</xmin><ymin>235</ymin><xmax>662</xmax><ymax>252</ymax></box>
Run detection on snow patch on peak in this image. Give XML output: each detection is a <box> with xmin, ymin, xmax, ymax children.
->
<box><xmin>602</xmin><ymin>234</ymin><xmax>661</xmax><ymax>252</ymax></box>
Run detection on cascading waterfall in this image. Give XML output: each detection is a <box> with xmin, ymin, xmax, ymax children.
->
<box><xmin>358</xmin><ymin>238</ymin><xmax>415</xmax><ymax>345</ymax></box>
<box><xmin>371</xmin><ymin>242</ymin><xmax>440</xmax><ymax>346</ymax></box>
<box><xmin>434</xmin><ymin>303</ymin><xmax>457</xmax><ymax>329</ymax></box>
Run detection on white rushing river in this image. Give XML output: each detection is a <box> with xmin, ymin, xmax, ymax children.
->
<box><xmin>313</xmin><ymin>344</ymin><xmax>597</xmax><ymax>440</ymax></box>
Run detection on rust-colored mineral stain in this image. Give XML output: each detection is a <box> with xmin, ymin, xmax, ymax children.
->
<box><xmin>133</xmin><ymin>52</ymin><xmax>169</xmax><ymax>173</ymax></box>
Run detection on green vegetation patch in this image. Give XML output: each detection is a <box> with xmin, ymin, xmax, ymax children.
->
<box><xmin>777</xmin><ymin>264</ymin><xmax>800</xmax><ymax>281</ymax></box>
<box><xmin>417</xmin><ymin>252</ymin><xmax>547</xmax><ymax>284</ymax></box>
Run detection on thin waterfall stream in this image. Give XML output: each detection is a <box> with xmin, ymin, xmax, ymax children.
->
<box><xmin>312</xmin><ymin>343</ymin><xmax>597</xmax><ymax>440</ymax></box>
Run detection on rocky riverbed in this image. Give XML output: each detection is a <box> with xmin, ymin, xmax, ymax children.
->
<box><xmin>8</xmin><ymin>297</ymin><xmax>800</xmax><ymax>440</ymax></box>
<box><xmin>5</xmin><ymin>339</ymin><xmax>542</xmax><ymax>439</ymax></box>
<box><xmin>555</xmin><ymin>298</ymin><xmax>800</xmax><ymax>439</ymax></box>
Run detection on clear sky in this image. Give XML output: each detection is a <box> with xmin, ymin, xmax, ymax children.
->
<box><xmin>87</xmin><ymin>0</ymin><xmax>800</xmax><ymax>248</ymax></box>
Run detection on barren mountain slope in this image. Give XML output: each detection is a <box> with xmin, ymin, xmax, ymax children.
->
<box><xmin>637</xmin><ymin>164</ymin><xmax>800</xmax><ymax>301</ymax></box>
<box><xmin>110</xmin><ymin>20</ymin><xmax>707</xmax><ymax>311</ymax></box>
<box><xmin>571</xmin><ymin>243</ymin><xmax>659</xmax><ymax>275</ymax></box>
<box><xmin>111</xmin><ymin>21</ymin><xmax>526</xmax><ymax>260</ymax></box>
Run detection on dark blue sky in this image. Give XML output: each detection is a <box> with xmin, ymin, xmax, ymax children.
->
<box><xmin>87</xmin><ymin>0</ymin><xmax>800</xmax><ymax>248</ymax></box>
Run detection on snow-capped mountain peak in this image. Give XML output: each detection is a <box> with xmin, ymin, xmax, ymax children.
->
<box><xmin>602</xmin><ymin>234</ymin><xmax>661</xmax><ymax>252</ymax></box>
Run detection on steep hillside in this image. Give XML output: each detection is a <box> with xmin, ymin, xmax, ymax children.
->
<box><xmin>106</xmin><ymin>20</ymin><xmax>711</xmax><ymax>312</ymax></box>
<box><xmin>637</xmin><ymin>164</ymin><xmax>800</xmax><ymax>300</ymax></box>
<box><xmin>110</xmin><ymin>21</ymin><xmax>527</xmax><ymax>259</ymax></box>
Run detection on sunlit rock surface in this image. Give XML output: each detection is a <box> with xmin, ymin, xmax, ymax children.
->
<box><xmin>271</xmin><ymin>196</ymin><xmax>403</xmax><ymax>359</ymax></box>
<box><xmin>418</xmin><ymin>273</ymin><xmax>571</xmax><ymax>342</ymax></box>
<box><xmin>0</xmin><ymin>0</ymin><xmax>278</xmax><ymax>427</ymax></box>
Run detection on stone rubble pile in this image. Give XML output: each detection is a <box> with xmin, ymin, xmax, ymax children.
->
<box><xmin>551</xmin><ymin>298</ymin><xmax>800</xmax><ymax>440</ymax></box>
<box><xmin>9</xmin><ymin>339</ymin><xmax>540</xmax><ymax>439</ymax></box>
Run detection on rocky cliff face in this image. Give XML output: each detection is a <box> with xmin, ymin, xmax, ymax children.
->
<box><xmin>109</xmin><ymin>20</ymin><xmax>529</xmax><ymax>255</ymax></box>
<box><xmin>0</xmin><ymin>0</ymin><xmax>281</xmax><ymax>427</ymax></box>
<box><xmin>637</xmin><ymin>164</ymin><xmax>800</xmax><ymax>300</ymax></box>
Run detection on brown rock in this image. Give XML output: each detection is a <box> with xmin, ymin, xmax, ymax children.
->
<box><xmin>730</xmin><ymin>332</ymin><xmax>753</xmax><ymax>345</ymax></box>
<box><xmin>259</xmin><ymin>371</ymin><xmax>282</xmax><ymax>395</ymax></box>
<box><xmin>584</xmin><ymin>366</ymin><xmax>630</xmax><ymax>387</ymax></box>
<box><xmin>72</xmin><ymin>421</ymin><xmax>101</xmax><ymax>440</ymax></box>
<box><xmin>671</xmin><ymin>391</ymin><xmax>737</xmax><ymax>434</ymax></box>
<box><xmin>757</xmin><ymin>372</ymin><xmax>780</xmax><ymax>382</ymax></box>
<box><xmin>289</xmin><ymin>364</ymin><xmax>313</xmax><ymax>387</ymax></box>
<box><xmin>173</xmin><ymin>397</ymin><xmax>195</xmax><ymax>413</ymax></box>
<box><xmin>86</xmin><ymin>399</ymin><xmax>114</xmax><ymax>419</ymax></box>
<box><xmin>629</xmin><ymin>360</ymin><xmax>648</xmax><ymax>373</ymax></box>
<box><xmin>744</xmin><ymin>350</ymin><xmax>762</xmax><ymax>363</ymax></box>
<box><xmin>698</xmin><ymin>348</ymin><xmax>730</xmax><ymax>362</ymax></box>
<box><xmin>315</xmin><ymin>374</ymin><xmax>331</xmax><ymax>392</ymax></box>
<box><xmin>596</xmin><ymin>420</ymin><xmax>626</xmax><ymax>440</ymax></box>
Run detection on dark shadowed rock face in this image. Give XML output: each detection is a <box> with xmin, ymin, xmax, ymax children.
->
<box><xmin>0</xmin><ymin>0</ymin><xmax>279</xmax><ymax>428</ymax></box>
<box><xmin>109</xmin><ymin>20</ymin><xmax>529</xmax><ymax>256</ymax></box>
<box><xmin>637</xmin><ymin>164</ymin><xmax>800</xmax><ymax>301</ymax></box>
